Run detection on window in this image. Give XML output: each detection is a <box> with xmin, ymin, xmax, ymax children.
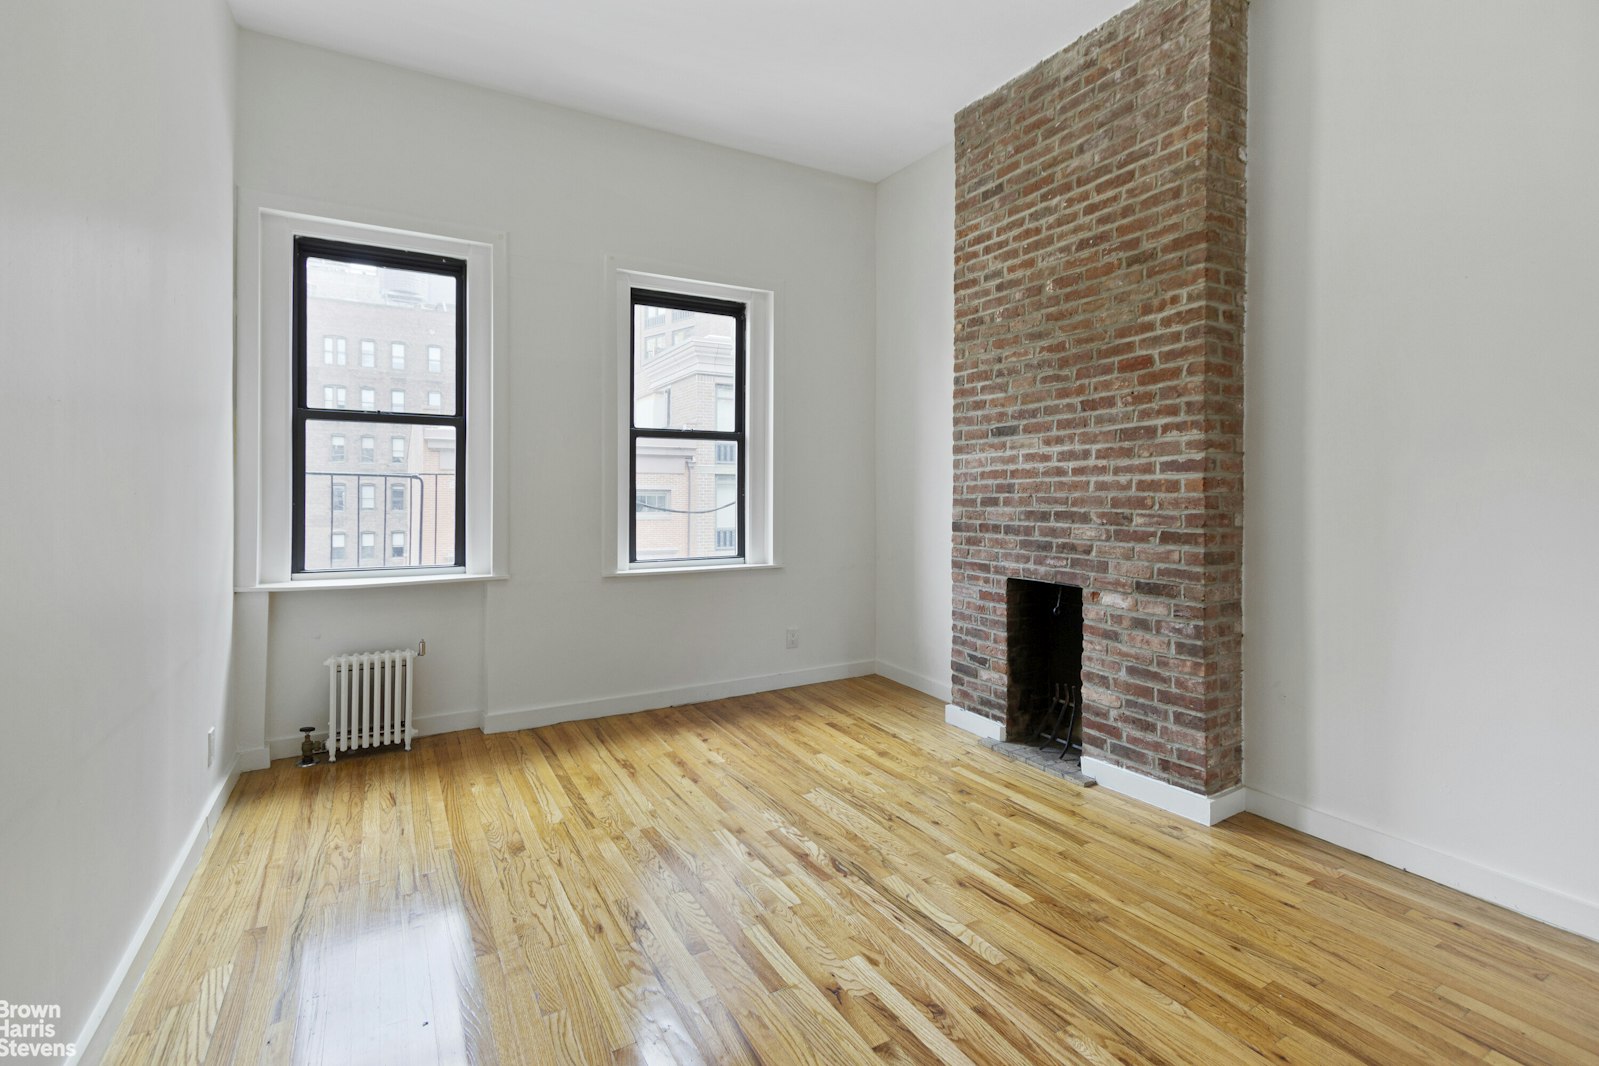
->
<box><xmin>359</xmin><ymin>338</ymin><xmax>376</xmax><ymax>368</ymax></box>
<box><xmin>636</xmin><ymin>490</ymin><xmax>670</xmax><ymax>515</ymax></box>
<box><xmin>332</xmin><ymin>483</ymin><xmax>346</xmax><ymax>511</ymax></box>
<box><xmin>391</xmin><ymin>531</ymin><xmax>407</xmax><ymax>559</ymax></box>
<box><xmin>629</xmin><ymin>289</ymin><xmax>743</xmax><ymax>564</ymax></box>
<box><xmin>330</xmin><ymin>434</ymin><xmax>346</xmax><ymax>462</ymax></box>
<box><xmin>238</xmin><ymin>200</ymin><xmax>502</xmax><ymax>587</ymax></box>
<box><xmin>323</xmin><ymin>385</ymin><xmax>347</xmax><ymax>409</ymax></box>
<box><xmin>612</xmin><ymin>269</ymin><xmax>772</xmax><ymax>573</ymax></box>
<box><xmin>390</xmin><ymin>484</ymin><xmax>405</xmax><ymax>510</ymax></box>
<box><xmin>427</xmin><ymin>345</ymin><xmax>442</xmax><ymax>373</ymax></box>
<box><xmin>322</xmin><ymin>336</ymin><xmax>346</xmax><ymax>365</ymax></box>
<box><xmin>330</xmin><ymin>532</ymin><xmax>346</xmax><ymax>561</ymax></box>
<box><xmin>715</xmin><ymin>474</ymin><xmax>737</xmax><ymax>550</ymax></box>
<box><xmin>360</xmin><ymin>531</ymin><xmax>376</xmax><ymax>560</ymax></box>
<box><xmin>292</xmin><ymin>236</ymin><xmax>468</xmax><ymax>574</ymax></box>
<box><xmin>428</xmin><ymin>390</ymin><xmax>442</xmax><ymax>408</ymax></box>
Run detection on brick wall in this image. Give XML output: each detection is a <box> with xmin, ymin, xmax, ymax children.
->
<box><xmin>951</xmin><ymin>0</ymin><xmax>1247</xmax><ymax>795</ymax></box>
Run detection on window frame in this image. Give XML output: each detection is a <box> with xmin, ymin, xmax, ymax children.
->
<box><xmin>236</xmin><ymin>193</ymin><xmax>507</xmax><ymax>591</ymax></box>
<box><xmin>606</xmin><ymin>264</ymin><xmax>775</xmax><ymax>576</ymax></box>
<box><xmin>628</xmin><ymin>287</ymin><xmax>745</xmax><ymax>565</ymax></box>
<box><xmin>291</xmin><ymin>235</ymin><xmax>467</xmax><ymax>577</ymax></box>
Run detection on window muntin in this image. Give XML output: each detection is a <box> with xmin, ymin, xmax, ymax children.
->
<box><xmin>628</xmin><ymin>288</ymin><xmax>744</xmax><ymax>564</ymax></box>
<box><xmin>293</xmin><ymin>237</ymin><xmax>466</xmax><ymax>574</ymax></box>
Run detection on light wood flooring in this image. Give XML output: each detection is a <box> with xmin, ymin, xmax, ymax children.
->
<box><xmin>105</xmin><ymin>676</ymin><xmax>1599</xmax><ymax>1064</ymax></box>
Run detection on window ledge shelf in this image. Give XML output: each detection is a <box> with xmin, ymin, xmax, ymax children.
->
<box><xmin>604</xmin><ymin>562</ymin><xmax>782</xmax><ymax>579</ymax></box>
<box><xmin>242</xmin><ymin>572</ymin><xmax>508</xmax><ymax>593</ymax></box>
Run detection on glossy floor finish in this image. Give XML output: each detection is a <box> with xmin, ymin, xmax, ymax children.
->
<box><xmin>106</xmin><ymin>677</ymin><xmax>1599</xmax><ymax>1064</ymax></box>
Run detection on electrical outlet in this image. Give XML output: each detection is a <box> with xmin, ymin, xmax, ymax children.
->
<box><xmin>785</xmin><ymin>628</ymin><xmax>800</xmax><ymax>650</ymax></box>
<box><xmin>206</xmin><ymin>727</ymin><xmax>216</xmax><ymax>768</ymax></box>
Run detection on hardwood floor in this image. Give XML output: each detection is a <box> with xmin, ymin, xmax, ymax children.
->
<box><xmin>105</xmin><ymin>676</ymin><xmax>1599</xmax><ymax>1064</ymax></box>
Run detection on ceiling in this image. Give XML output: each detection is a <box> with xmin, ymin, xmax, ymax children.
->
<box><xmin>227</xmin><ymin>0</ymin><xmax>1138</xmax><ymax>182</ymax></box>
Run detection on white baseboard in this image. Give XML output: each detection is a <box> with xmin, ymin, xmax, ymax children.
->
<box><xmin>69</xmin><ymin>757</ymin><xmax>243</xmax><ymax>1066</ymax></box>
<box><xmin>1245</xmin><ymin>787</ymin><xmax>1599</xmax><ymax>943</ymax></box>
<box><xmin>875</xmin><ymin>659</ymin><xmax>951</xmax><ymax>703</ymax></box>
<box><xmin>236</xmin><ymin>746</ymin><xmax>271</xmax><ymax>772</ymax></box>
<box><xmin>944</xmin><ymin>703</ymin><xmax>1005</xmax><ymax>741</ymax></box>
<box><xmin>1080</xmin><ymin>756</ymin><xmax>1246</xmax><ymax>826</ymax></box>
<box><xmin>484</xmin><ymin>660</ymin><xmax>877</xmax><ymax>734</ymax></box>
<box><xmin>265</xmin><ymin>707</ymin><xmax>482</xmax><ymax>760</ymax></box>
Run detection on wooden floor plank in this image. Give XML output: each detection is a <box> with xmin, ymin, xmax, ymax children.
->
<box><xmin>104</xmin><ymin>676</ymin><xmax>1599</xmax><ymax>1065</ymax></box>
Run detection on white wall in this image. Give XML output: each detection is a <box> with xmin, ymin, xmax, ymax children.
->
<box><xmin>0</xmin><ymin>0</ymin><xmax>238</xmax><ymax>1058</ymax></box>
<box><xmin>874</xmin><ymin>147</ymin><xmax>955</xmax><ymax>700</ymax></box>
<box><xmin>235</xmin><ymin>33</ymin><xmax>879</xmax><ymax>752</ymax></box>
<box><xmin>1246</xmin><ymin>0</ymin><xmax>1599</xmax><ymax>937</ymax></box>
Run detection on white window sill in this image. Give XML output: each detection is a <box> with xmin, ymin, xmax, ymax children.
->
<box><xmin>604</xmin><ymin>562</ymin><xmax>782</xmax><ymax>579</ymax></box>
<box><xmin>242</xmin><ymin>572</ymin><xmax>509</xmax><ymax>593</ymax></box>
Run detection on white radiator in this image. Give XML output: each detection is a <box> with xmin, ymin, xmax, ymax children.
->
<box><xmin>324</xmin><ymin>649</ymin><xmax>416</xmax><ymax>760</ymax></box>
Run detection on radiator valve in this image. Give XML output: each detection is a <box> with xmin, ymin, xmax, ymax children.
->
<box><xmin>298</xmin><ymin>726</ymin><xmax>319</xmax><ymax>768</ymax></box>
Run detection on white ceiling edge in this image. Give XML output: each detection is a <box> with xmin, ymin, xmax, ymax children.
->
<box><xmin>226</xmin><ymin>0</ymin><xmax>1139</xmax><ymax>183</ymax></box>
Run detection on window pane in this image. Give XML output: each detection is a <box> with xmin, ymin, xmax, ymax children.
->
<box><xmin>633</xmin><ymin>437</ymin><xmax>739</xmax><ymax>562</ymax></box>
<box><xmin>302</xmin><ymin>420</ymin><xmax>459</xmax><ymax>570</ymax></box>
<box><xmin>632</xmin><ymin>302</ymin><xmax>736</xmax><ymax>431</ymax></box>
<box><xmin>303</xmin><ymin>256</ymin><xmax>458</xmax><ymax>414</ymax></box>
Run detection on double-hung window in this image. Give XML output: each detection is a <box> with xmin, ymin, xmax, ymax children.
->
<box><xmin>609</xmin><ymin>268</ymin><xmax>772</xmax><ymax>574</ymax></box>
<box><xmin>236</xmin><ymin>197</ymin><xmax>505</xmax><ymax>589</ymax></box>
<box><xmin>293</xmin><ymin>236</ymin><xmax>466</xmax><ymax>574</ymax></box>
<box><xmin>628</xmin><ymin>288</ymin><xmax>745</xmax><ymax>565</ymax></box>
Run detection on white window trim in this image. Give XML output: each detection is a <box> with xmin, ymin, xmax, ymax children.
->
<box><xmin>235</xmin><ymin>190</ymin><xmax>509</xmax><ymax>590</ymax></box>
<box><xmin>604</xmin><ymin>260</ymin><xmax>777</xmax><ymax>576</ymax></box>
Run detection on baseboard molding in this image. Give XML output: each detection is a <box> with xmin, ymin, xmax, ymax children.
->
<box><xmin>944</xmin><ymin>703</ymin><xmax>1005</xmax><ymax>742</ymax></box>
<box><xmin>1245</xmin><ymin>787</ymin><xmax>1599</xmax><ymax>943</ymax></box>
<box><xmin>1080</xmin><ymin>757</ymin><xmax>1246</xmax><ymax>826</ymax></box>
<box><xmin>874</xmin><ymin>659</ymin><xmax>951</xmax><ymax>703</ymax></box>
<box><xmin>236</xmin><ymin>746</ymin><xmax>271</xmax><ymax>772</ymax></box>
<box><xmin>484</xmin><ymin>660</ymin><xmax>877</xmax><ymax>734</ymax></box>
<box><xmin>265</xmin><ymin>707</ymin><xmax>482</xmax><ymax>760</ymax></box>
<box><xmin>69</xmin><ymin>756</ymin><xmax>243</xmax><ymax>1066</ymax></box>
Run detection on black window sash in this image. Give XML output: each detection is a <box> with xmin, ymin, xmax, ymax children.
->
<box><xmin>292</xmin><ymin>236</ymin><xmax>468</xmax><ymax>574</ymax></box>
<box><xmin>628</xmin><ymin>287</ymin><xmax>746</xmax><ymax>564</ymax></box>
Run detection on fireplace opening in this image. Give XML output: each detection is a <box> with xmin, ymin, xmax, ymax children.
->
<box><xmin>1005</xmin><ymin>579</ymin><xmax>1084</xmax><ymax>746</ymax></box>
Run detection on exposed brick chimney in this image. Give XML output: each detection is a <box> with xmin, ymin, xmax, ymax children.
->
<box><xmin>951</xmin><ymin>0</ymin><xmax>1247</xmax><ymax>795</ymax></box>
